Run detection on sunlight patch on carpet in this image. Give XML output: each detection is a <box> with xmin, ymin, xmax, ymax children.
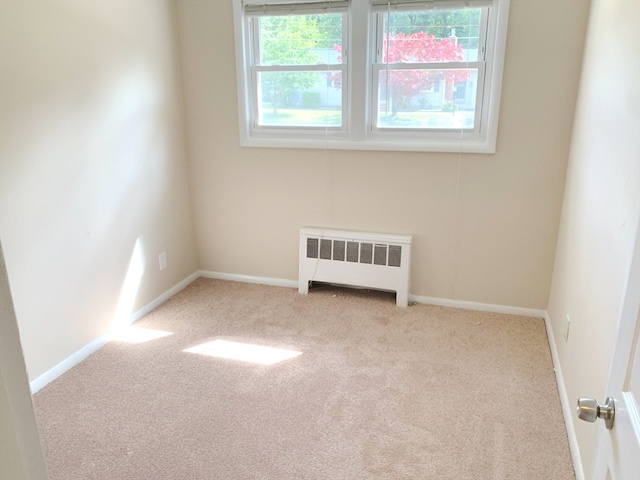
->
<box><xmin>183</xmin><ymin>340</ymin><xmax>302</xmax><ymax>365</ymax></box>
<box><xmin>111</xmin><ymin>326</ymin><xmax>173</xmax><ymax>344</ymax></box>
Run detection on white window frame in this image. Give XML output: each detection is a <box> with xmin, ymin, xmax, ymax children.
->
<box><xmin>232</xmin><ymin>0</ymin><xmax>510</xmax><ymax>153</ymax></box>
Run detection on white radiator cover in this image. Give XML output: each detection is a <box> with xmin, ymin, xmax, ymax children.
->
<box><xmin>299</xmin><ymin>227</ymin><xmax>412</xmax><ymax>307</ymax></box>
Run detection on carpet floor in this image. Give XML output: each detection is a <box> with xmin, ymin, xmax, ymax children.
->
<box><xmin>34</xmin><ymin>278</ymin><xmax>574</xmax><ymax>479</ymax></box>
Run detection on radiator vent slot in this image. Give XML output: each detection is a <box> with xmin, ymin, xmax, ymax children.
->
<box><xmin>333</xmin><ymin>240</ymin><xmax>345</xmax><ymax>261</ymax></box>
<box><xmin>347</xmin><ymin>241</ymin><xmax>359</xmax><ymax>262</ymax></box>
<box><xmin>319</xmin><ymin>239</ymin><xmax>332</xmax><ymax>260</ymax></box>
<box><xmin>306</xmin><ymin>238</ymin><xmax>319</xmax><ymax>259</ymax></box>
<box><xmin>360</xmin><ymin>242</ymin><xmax>373</xmax><ymax>264</ymax></box>
<box><xmin>388</xmin><ymin>245</ymin><xmax>402</xmax><ymax>267</ymax></box>
<box><xmin>299</xmin><ymin>228</ymin><xmax>412</xmax><ymax>307</ymax></box>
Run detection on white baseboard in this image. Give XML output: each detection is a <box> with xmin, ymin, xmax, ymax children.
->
<box><xmin>30</xmin><ymin>271</ymin><xmax>200</xmax><ymax>394</ymax></box>
<box><xmin>130</xmin><ymin>271</ymin><xmax>200</xmax><ymax>323</ymax></box>
<box><xmin>544</xmin><ymin>312</ymin><xmax>585</xmax><ymax>480</ymax></box>
<box><xmin>198</xmin><ymin>270</ymin><xmax>298</xmax><ymax>289</ymax></box>
<box><xmin>29</xmin><ymin>333</ymin><xmax>111</xmax><ymax>394</ymax></box>
<box><xmin>409</xmin><ymin>294</ymin><xmax>546</xmax><ymax>318</ymax></box>
<box><xmin>200</xmin><ymin>272</ymin><xmax>548</xmax><ymax>320</ymax></box>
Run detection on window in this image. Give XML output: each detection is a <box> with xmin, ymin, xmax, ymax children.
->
<box><xmin>233</xmin><ymin>0</ymin><xmax>510</xmax><ymax>153</ymax></box>
<box><xmin>242</xmin><ymin>2</ymin><xmax>348</xmax><ymax>133</ymax></box>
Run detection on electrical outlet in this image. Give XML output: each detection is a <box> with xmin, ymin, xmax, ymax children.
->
<box><xmin>564</xmin><ymin>314</ymin><xmax>571</xmax><ymax>342</ymax></box>
<box><xmin>159</xmin><ymin>251</ymin><xmax>167</xmax><ymax>271</ymax></box>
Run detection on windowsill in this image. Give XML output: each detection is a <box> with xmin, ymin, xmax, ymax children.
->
<box><xmin>239</xmin><ymin>135</ymin><xmax>497</xmax><ymax>154</ymax></box>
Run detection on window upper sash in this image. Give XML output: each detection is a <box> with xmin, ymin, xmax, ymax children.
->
<box><xmin>244</xmin><ymin>0</ymin><xmax>349</xmax><ymax>16</ymax></box>
<box><xmin>243</xmin><ymin>0</ymin><xmax>494</xmax><ymax>16</ymax></box>
<box><xmin>371</xmin><ymin>0</ymin><xmax>493</xmax><ymax>12</ymax></box>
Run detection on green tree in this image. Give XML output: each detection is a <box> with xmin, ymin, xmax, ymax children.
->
<box><xmin>259</xmin><ymin>15</ymin><xmax>322</xmax><ymax>114</ymax></box>
<box><xmin>311</xmin><ymin>13</ymin><xmax>342</xmax><ymax>49</ymax></box>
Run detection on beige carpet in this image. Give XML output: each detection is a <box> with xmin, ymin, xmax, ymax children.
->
<box><xmin>34</xmin><ymin>278</ymin><xmax>574</xmax><ymax>479</ymax></box>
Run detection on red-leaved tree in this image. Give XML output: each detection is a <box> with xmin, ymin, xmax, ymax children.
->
<box><xmin>333</xmin><ymin>32</ymin><xmax>469</xmax><ymax>115</ymax></box>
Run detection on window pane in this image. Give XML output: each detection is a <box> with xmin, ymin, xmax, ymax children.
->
<box><xmin>259</xmin><ymin>14</ymin><xmax>343</xmax><ymax>66</ymax></box>
<box><xmin>377</xmin><ymin>69</ymin><xmax>478</xmax><ymax>129</ymax></box>
<box><xmin>257</xmin><ymin>71</ymin><xmax>342</xmax><ymax>127</ymax></box>
<box><xmin>381</xmin><ymin>8</ymin><xmax>482</xmax><ymax>63</ymax></box>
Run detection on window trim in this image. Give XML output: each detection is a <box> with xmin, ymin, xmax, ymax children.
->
<box><xmin>232</xmin><ymin>0</ymin><xmax>510</xmax><ymax>153</ymax></box>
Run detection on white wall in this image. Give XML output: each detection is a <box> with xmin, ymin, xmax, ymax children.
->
<box><xmin>0</xmin><ymin>0</ymin><xmax>198</xmax><ymax>381</ymax></box>
<box><xmin>547</xmin><ymin>0</ymin><xmax>640</xmax><ymax>475</ymax></box>
<box><xmin>175</xmin><ymin>0</ymin><xmax>589</xmax><ymax>310</ymax></box>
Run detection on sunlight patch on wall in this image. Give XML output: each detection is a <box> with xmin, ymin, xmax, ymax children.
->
<box><xmin>111</xmin><ymin>326</ymin><xmax>173</xmax><ymax>344</ymax></box>
<box><xmin>111</xmin><ymin>238</ymin><xmax>144</xmax><ymax>331</ymax></box>
<box><xmin>183</xmin><ymin>340</ymin><xmax>302</xmax><ymax>365</ymax></box>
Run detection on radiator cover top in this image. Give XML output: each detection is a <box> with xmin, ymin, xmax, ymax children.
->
<box><xmin>299</xmin><ymin>227</ymin><xmax>412</xmax><ymax>307</ymax></box>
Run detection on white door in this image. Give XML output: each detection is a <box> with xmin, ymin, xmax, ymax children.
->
<box><xmin>590</xmin><ymin>227</ymin><xmax>640</xmax><ymax>479</ymax></box>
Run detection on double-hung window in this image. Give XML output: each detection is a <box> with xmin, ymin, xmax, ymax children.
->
<box><xmin>242</xmin><ymin>1</ymin><xmax>348</xmax><ymax>135</ymax></box>
<box><xmin>233</xmin><ymin>0</ymin><xmax>510</xmax><ymax>153</ymax></box>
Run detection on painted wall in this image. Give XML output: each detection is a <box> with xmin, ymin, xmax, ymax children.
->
<box><xmin>175</xmin><ymin>0</ymin><xmax>589</xmax><ymax>310</ymax></box>
<box><xmin>0</xmin><ymin>0</ymin><xmax>198</xmax><ymax>381</ymax></box>
<box><xmin>547</xmin><ymin>0</ymin><xmax>640</xmax><ymax>475</ymax></box>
